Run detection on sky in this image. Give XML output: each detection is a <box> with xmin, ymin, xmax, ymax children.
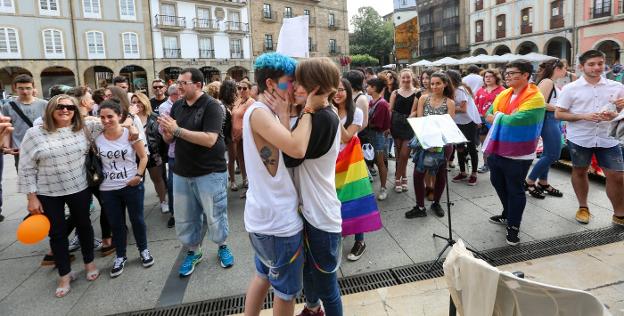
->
<box><xmin>347</xmin><ymin>0</ymin><xmax>394</xmax><ymax>32</ymax></box>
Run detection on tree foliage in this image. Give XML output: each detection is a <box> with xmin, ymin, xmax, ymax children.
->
<box><xmin>350</xmin><ymin>7</ymin><xmax>394</xmax><ymax>64</ymax></box>
<box><xmin>350</xmin><ymin>54</ymin><xmax>380</xmax><ymax>67</ymax></box>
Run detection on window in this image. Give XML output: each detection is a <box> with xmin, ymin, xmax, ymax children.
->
<box><xmin>199</xmin><ymin>37</ymin><xmax>213</xmax><ymax>58</ymax></box>
<box><xmin>328</xmin><ymin>13</ymin><xmax>335</xmax><ymax>26</ymax></box>
<box><xmin>304</xmin><ymin>9</ymin><xmax>310</xmax><ymax>16</ymax></box>
<box><xmin>496</xmin><ymin>14</ymin><xmax>506</xmax><ymax>38</ymax></box>
<box><xmin>40</xmin><ymin>0</ymin><xmax>59</xmax><ymax>15</ymax></box>
<box><xmin>593</xmin><ymin>0</ymin><xmax>611</xmax><ymax>18</ymax></box>
<box><xmin>230</xmin><ymin>38</ymin><xmax>242</xmax><ymax>58</ymax></box>
<box><xmin>122</xmin><ymin>32</ymin><xmax>139</xmax><ymax>58</ymax></box>
<box><xmin>329</xmin><ymin>39</ymin><xmax>337</xmax><ymax>53</ymax></box>
<box><xmin>284</xmin><ymin>7</ymin><xmax>292</xmax><ymax>18</ymax></box>
<box><xmin>161</xmin><ymin>3</ymin><xmax>175</xmax><ymax>16</ymax></box>
<box><xmin>42</xmin><ymin>29</ymin><xmax>64</xmax><ymax>58</ymax></box>
<box><xmin>550</xmin><ymin>0</ymin><xmax>564</xmax><ymax>28</ymax></box>
<box><xmin>263</xmin><ymin>4</ymin><xmax>271</xmax><ymax>19</ymax></box>
<box><xmin>83</xmin><ymin>0</ymin><xmax>101</xmax><ymax>18</ymax></box>
<box><xmin>0</xmin><ymin>0</ymin><xmax>14</xmax><ymax>13</ymax></box>
<box><xmin>444</xmin><ymin>31</ymin><xmax>458</xmax><ymax>46</ymax></box>
<box><xmin>230</xmin><ymin>11</ymin><xmax>240</xmax><ymax>22</ymax></box>
<box><xmin>0</xmin><ymin>27</ymin><xmax>19</xmax><ymax>57</ymax></box>
<box><xmin>86</xmin><ymin>31</ymin><xmax>105</xmax><ymax>58</ymax></box>
<box><xmin>496</xmin><ymin>0</ymin><xmax>505</xmax><ymax>4</ymax></box>
<box><xmin>119</xmin><ymin>0</ymin><xmax>135</xmax><ymax>20</ymax></box>
<box><xmin>475</xmin><ymin>0</ymin><xmax>483</xmax><ymax>11</ymax></box>
<box><xmin>163</xmin><ymin>35</ymin><xmax>179</xmax><ymax>58</ymax></box>
<box><xmin>475</xmin><ymin>20</ymin><xmax>483</xmax><ymax>42</ymax></box>
<box><xmin>521</xmin><ymin>7</ymin><xmax>533</xmax><ymax>34</ymax></box>
<box><xmin>197</xmin><ymin>7</ymin><xmax>210</xmax><ymax>20</ymax></box>
<box><xmin>264</xmin><ymin>34</ymin><xmax>273</xmax><ymax>51</ymax></box>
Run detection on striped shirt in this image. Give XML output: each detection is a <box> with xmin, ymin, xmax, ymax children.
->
<box><xmin>18</xmin><ymin>120</ymin><xmax>102</xmax><ymax>197</ymax></box>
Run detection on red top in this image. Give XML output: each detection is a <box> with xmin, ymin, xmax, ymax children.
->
<box><xmin>368</xmin><ymin>97</ymin><xmax>391</xmax><ymax>131</ymax></box>
<box><xmin>474</xmin><ymin>85</ymin><xmax>505</xmax><ymax>116</ymax></box>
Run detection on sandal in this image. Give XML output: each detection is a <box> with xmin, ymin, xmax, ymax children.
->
<box><xmin>524</xmin><ymin>181</ymin><xmax>545</xmax><ymax>199</ymax></box>
<box><xmin>537</xmin><ymin>184</ymin><xmax>563</xmax><ymax>197</ymax></box>
<box><xmin>55</xmin><ymin>272</ymin><xmax>76</xmax><ymax>298</ymax></box>
<box><xmin>229</xmin><ymin>181</ymin><xmax>239</xmax><ymax>192</ymax></box>
<box><xmin>394</xmin><ymin>179</ymin><xmax>402</xmax><ymax>193</ymax></box>
<box><xmin>401</xmin><ymin>177</ymin><xmax>408</xmax><ymax>192</ymax></box>
<box><xmin>86</xmin><ymin>267</ymin><xmax>100</xmax><ymax>281</ymax></box>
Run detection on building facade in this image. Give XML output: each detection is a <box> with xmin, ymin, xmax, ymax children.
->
<box><xmin>469</xmin><ymin>0</ymin><xmax>575</xmax><ymax>63</ymax></box>
<box><xmin>247</xmin><ymin>0</ymin><xmax>349</xmax><ymax>63</ymax></box>
<box><xmin>417</xmin><ymin>0</ymin><xmax>470</xmax><ymax>60</ymax></box>
<box><xmin>149</xmin><ymin>0</ymin><xmax>253</xmax><ymax>83</ymax></box>
<box><xmin>393</xmin><ymin>0</ymin><xmax>419</xmax><ymax>65</ymax></box>
<box><xmin>576</xmin><ymin>0</ymin><xmax>624</xmax><ymax>65</ymax></box>
<box><xmin>0</xmin><ymin>0</ymin><xmax>154</xmax><ymax>98</ymax></box>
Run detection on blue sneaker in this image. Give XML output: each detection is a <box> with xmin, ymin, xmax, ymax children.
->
<box><xmin>218</xmin><ymin>245</ymin><xmax>234</xmax><ymax>268</ymax></box>
<box><xmin>179</xmin><ymin>250</ymin><xmax>203</xmax><ymax>277</ymax></box>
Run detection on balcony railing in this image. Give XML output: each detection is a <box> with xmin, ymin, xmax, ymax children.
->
<box><xmin>163</xmin><ymin>48</ymin><xmax>181</xmax><ymax>58</ymax></box>
<box><xmin>475</xmin><ymin>0</ymin><xmax>483</xmax><ymax>10</ymax></box>
<box><xmin>420</xmin><ymin>23</ymin><xmax>432</xmax><ymax>32</ymax></box>
<box><xmin>442</xmin><ymin>16</ymin><xmax>459</xmax><ymax>28</ymax></box>
<box><xmin>226</xmin><ymin>21</ymin><xmax>249</xmax><ymax>33</ymax></box>
<box><xmin>199</xmin><ymin>49</ymin><xmax>214</xmax><ymax>59</ymax></box>
<box><xmin>262</xmin><ymin>10</ymin><xmax>277</xmax><ymax>22</ymax></box>
<box><xmin>521</xmin><ymin>23</ymin><xmax>532</xmax><ymax>34</ymax></box>
<box><xmin>224</xmin><ymin>0</ymin><xmax>246</xmax><ymax>5</ymax></box>
<box><xmin>475</xmin><ymin>33</ymin><xmax>483</xmax><ymax>42</ymax></box>
<box><xmin>329</xmin><ymin>45</ymin><xmax>341</xmax><ymax>55</ymax></box>
<box><xmin>231</xmin><ymin>51</ymin><xmax>243</xmax><ymax>59</ymax></box>
<box><xmin>550</xmin><ymin>16</ymin><xmax>564</xmax><ymax>29</ymax></box>
<box><xmin>309</xmin><ymin>43</ymin><xmax>317</xmax><ymax>52</ymax></box>
<box><xmin>155</xmin><ymin>15</ymin><xmax>186</xmax><ymax>29</ymax></box>
<box><xmin>328</xmin><ymin>21</ymin><xmax>339</xmax><ymax>30</ymax></box>
<box><xmin>592</xmin><ymin>6</ymin><xmax>611</xmax><ymax>18</ymax></box>
<box><xmin>496</xmin><ymin>29</ymin><xmax>506</xmax><ymax>38</ymax></box>
<box><xmin>193</xmin><ymin>18</ymin><xmax>218</xmax><ymax>31</ymax></box>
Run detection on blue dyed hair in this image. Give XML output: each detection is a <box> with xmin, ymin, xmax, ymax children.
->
<box><xmin>254</xmin><ymin>53</ymin><xmax>297</xmax><ymax>93</ymax></box>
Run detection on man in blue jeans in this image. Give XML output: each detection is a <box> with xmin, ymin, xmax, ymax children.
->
<box><xmin>555</xmin><ymin>49</ymin><xmax>624</xmax><ymax>226</ymax></box>
<box><xmin>159</xmin><ymin>68</ymin><xmax>234</xmax><ymax>276</ymax></box>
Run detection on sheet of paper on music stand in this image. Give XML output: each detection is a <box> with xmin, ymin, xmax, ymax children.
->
<box><xmin>276</xmin><ymin>15</ymin><xmax>309</xmax><ymax>58</ymax></box>
<box><xmin>408</xmin><ymin>114</ymin><xmax>467</xmax><ymax>149</ymax></box>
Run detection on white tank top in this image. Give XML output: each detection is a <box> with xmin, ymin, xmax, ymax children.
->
<box><xmin>242</xmin><ymin>102</ymin><xmax>302</xmax><ymax>237</ymax></box>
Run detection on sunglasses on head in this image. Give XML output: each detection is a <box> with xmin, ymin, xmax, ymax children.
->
<box><xmin>237</xmin><ymin>86</ymin><xmax>248</xmax><ymax>91</ymax></box>
<box><xmin>55</xmin><ymin>104</ymin><xmax>77</xmax><ymax>111</ymax></box>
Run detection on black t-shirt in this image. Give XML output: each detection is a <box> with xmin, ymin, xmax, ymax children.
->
<box><xmin>284</xmin><ymin>106</ymin><xmax>339</xmax><ymax>168</ymax></box>
<box><xmin>170</xmin><ymin>93</ymin><xmax>226</xmax><ymax>177</ymax></box>
<box><xmin>150</xmin><ymin>97</ymin><xmax>166</xmax><ymax>114</ymax></box>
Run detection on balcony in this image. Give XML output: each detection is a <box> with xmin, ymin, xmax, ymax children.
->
<box><xmin>550</xmin><ymin>16</ymin><xmax>564</xmax><ymax>29</ymax></box>
<box><xmin>309</xmin><ymin>43</ymin><xmax>317</xmax><ymax>52</ymax></box>
<box><xmin>442</xmin><ymin>16</ymin><xmax>459</xmax><ymax>28</ymax></box>
<box><xmin>262</xmin><ymin>10</ymin><xmax>278</xmax><ymax>22</ymax></box>
<box><xmin>226</xmin><ymin>21</ymin><xmax>249</xmax><ymax>33</ymax></box>
<box><xmin>163</xmin><ymin>48</ymin><xmax>181</xmax><ymax>59</ymax></box>
<box><xmin>475</xmin><ymin>0</ymin><xmax>483</xmax><ymax>11</ymax></box>
<box><xmin>328</xmin><ymin>21</ymin><xmax>339</xmax><ymax>30</ymax></box>
<box><xmin>223</xmin><ymin>0</ymin><xmax>246</xmax><ymax>5</ymax></box>
<box><xmin>329</xmin><ymin>45</ymin><xmax>341</xmax><ymax>55</ymax></box>
<box><xmin>231</xmin><ymin>51</ymin><xmax>243</xmax><ymax>59</ymax></box>
<box><xmin>193</xmin><ymin>18</ymin><xmax>218</xmax><ymax>32</ymax></box>
<box><xmin>521</xmin><ymin>23</ymin><xmax>532</xmax><ymax>34</ymax></box>
<box><xmin>592</xmin><ymin>7</ymin><xmax>611</xmax><ymax>19</ymax></box>
<box><xmin>199</xmin><ymin>49</ymin><xmax>215</xmax><ymax>59</ymax></box>
<box><xmin>155</xmin><ymin>15</ymin><xmax>186</xmax><ymax>29</ymax></box>
<box><xmin>475</xmin><ymin>33</ymin><xmax>483</xmax><ymax>42</ymax></box>
<box><xmin>496</xmin><ymin>29</ymin><xmax>506</xmax><ymax>39</ymax></box>
<box><xmin>420</xmin><ymin>23</ymin><xmax>432</xmax><ymax>32</ymax></box>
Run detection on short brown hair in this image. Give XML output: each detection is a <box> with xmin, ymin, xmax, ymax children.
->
<box><xmin>132</xmin><ymin>92</ymin><xmax>152</xmax><ymax>116</ymax></box>
<box><xmin>43</xmin><ymin>94</ymin><xmax>84</xmax><ymax>133</ymax></box>
<box><xmin>13</xmin><ymin>74</ymin><xmax>34</xmax><ymax>86</ymax></box>
<box><xmin>480</xmin><ymin>69</ymin><xmax>503</xmax><ymax>86</ymax></box>
<box><xmin>295</xmin><ymin>57</ymin><xmax>340</xmax><ymax>95</ymax></box>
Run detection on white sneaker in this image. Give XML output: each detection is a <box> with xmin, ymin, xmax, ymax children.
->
<box><xmin>93</xmin><ymin>238</ymin><xmax>103</xmax><ymax>251</ymax></box>
<box><xmin>68</xmin><ymin>235</ymin><xmax>80</xmax><ymax>252</ymax></box>
<box><xmin>160</xmin><ymin>202</ymin><xmax>169</xmax><ymax>214</ymax></box>
<box><xmin>377</xmin><ymin>187</ymin><xmax>388</xmax><ymax>201</ymax></box>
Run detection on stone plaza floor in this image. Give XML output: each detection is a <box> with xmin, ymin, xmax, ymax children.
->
<box><xmin>0</xmin><ymin>154</ymin><xmax>622</xmax><ymax>315</ymax></box>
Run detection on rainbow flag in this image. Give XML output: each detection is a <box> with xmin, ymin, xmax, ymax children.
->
<box><xmin>336</xmin><ymin>137</ymin><xmax>383</xmax><ymax>236</ymax></box>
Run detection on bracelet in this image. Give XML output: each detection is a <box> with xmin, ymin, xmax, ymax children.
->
<box><xmin>135</xmin><ymin>173</ymin><xmax>144</xmax><ymax>178</ymax></box>
<box><xmin>173</xmin><ymin>127</ymin><xmax>182</xmax><ymax>138</ymax></box>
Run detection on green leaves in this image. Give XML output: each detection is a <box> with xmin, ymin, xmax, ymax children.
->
<box><xmin>349</xmin><ymin>6</ymin><xmax>393</xmax><ymax>65</ymax></box>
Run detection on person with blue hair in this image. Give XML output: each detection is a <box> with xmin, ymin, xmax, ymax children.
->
<box><xmin>242</xmin><ymin>53</ymin><xmax>323</xmax><ymax>316</ymax></box>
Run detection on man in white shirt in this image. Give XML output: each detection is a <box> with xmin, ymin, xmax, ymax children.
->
<box><xmin>555</xmin><ymin>49</ymin><xmax>624</xmax><ymax>226</ymax></box>
<box><xmin>462</xmin><ymin>65</ymin><xmax>484</xmax><ymax>95</ymax></box>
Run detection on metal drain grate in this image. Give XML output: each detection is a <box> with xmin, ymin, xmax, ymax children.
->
<box><xmin>117</xmin><ymin>226</ymin><xmax>623</xmax><ymax>316</ymax></box>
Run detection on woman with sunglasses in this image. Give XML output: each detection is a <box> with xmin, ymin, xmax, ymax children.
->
<box><xmin>231</xmin><ymin>79</ymin><xmax>254</xmax><ymax>197</ymax></box>
<box><xmin>18</xmin><ymin>95</ymin><xmax>101</xmax><ymax>297</ymax></box>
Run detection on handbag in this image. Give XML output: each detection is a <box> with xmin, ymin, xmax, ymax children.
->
<box><xmin>83</xmin><ymin>126</ymin><xmax>103</xmax><ymax>187</ymax></box>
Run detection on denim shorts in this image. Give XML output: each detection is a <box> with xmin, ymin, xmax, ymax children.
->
<box><xmin>371</xmin><ymin>131</ymin><xmax>386</xmax><ymax>152</ymax></box>
<box><xmin>567</xmin><ymin>141</ymin><xmax>624</xmax><ymax>171</ymax></box>
<box><xmin>249</xmin><ymin>231</ymin><xmax>304</xmax><ymax>301</ymax></box>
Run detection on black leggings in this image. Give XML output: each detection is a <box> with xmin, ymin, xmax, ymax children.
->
<box><xmin>457</xmin><ymin>122</ymin><xmax>479</xmax><ymax>174</ymax></box>
<box><xmin>38</xmin><ymin>188</ymin><xmax>94</xmax><ymax>276</ymax></box>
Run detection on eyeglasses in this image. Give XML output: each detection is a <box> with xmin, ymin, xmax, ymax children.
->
<box><xmin>504</xmin><ymin>71</ymin><xmax>523</xmax><ymax>77</ymax></box>
<box><xmin>237</xmin><ymin>86</ymin><xmax>248</xmax><ymax>91</ymax></box>
<box><xmin>55</xmin><ymin>104</ymin><xmax>77</xmax><ymax>111</ymax></box>
<box><xmin>153</xmin><ymin>85</ymin><xmax>166</xmax><ymax>89</ymax></box>
<box><xmin>175</xmin><ymin>80</ymin><xmax>195</xmax><ymax>85</ymax></box>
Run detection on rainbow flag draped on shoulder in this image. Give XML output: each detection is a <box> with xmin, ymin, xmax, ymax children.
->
<box><xmin>336</xmin><ymin>137</ymin><xmax>383</xmax><ymax>236</ymax></box>
<box><xmin>484</xmin><ymin>84</ymin><xmax>546</xmax><ymax>157</ymax></box>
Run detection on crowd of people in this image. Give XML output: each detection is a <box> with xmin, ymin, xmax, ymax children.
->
<box><xmin>0</xmin><ymin>48</ymin><xmax>623</xmax><ymax>316</ymax></box>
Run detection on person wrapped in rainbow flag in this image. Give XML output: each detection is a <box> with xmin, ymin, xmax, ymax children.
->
<box><xmin>483</xmin><ymin>60</ymin><xmax>546</xmax><ymax>246</ymax></box>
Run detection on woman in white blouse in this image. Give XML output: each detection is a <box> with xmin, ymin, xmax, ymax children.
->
<box><xmin>18</xmin><ymin>95</ymin><xmax>101</xmax><ymax>297</ymax></box>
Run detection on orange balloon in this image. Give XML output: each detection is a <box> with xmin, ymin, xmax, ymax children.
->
<box><xmin>16</xmin><ymin>214</ymin><xmax>50</xmax><ymax>245</ymax></box>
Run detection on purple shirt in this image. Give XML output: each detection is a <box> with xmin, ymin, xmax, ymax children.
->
<box><xmin>158</xmin><ymin>98</ymin><xmax>176</xmax><ymax>158</ymax></box>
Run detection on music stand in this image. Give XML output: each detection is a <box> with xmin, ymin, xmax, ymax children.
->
<box><xmin>407</xmin><ymin>115</ymin><xmax>491</xmax><ymax>273</ymax></box>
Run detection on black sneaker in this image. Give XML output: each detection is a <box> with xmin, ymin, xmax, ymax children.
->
<box><xmin>431</xmin><ymin>203</ymin><xmax>445</xmax><ymax>217</ymax></box>
<box><xmin>506</xmin><ymin>226</ymin><xmax>520</xmax><ymax>246</ymax></box>
<box><xmin>489</xmin><ymin>215</ymin><xmax>507</xmax><ymax>226</ymax></box>
<box><xmin>405</xmin><ymin>206</ymin><xmax>427</xmax><ymax>219</ymax></box>
<box><xmin>140</xmin><ymin>249</ymin><xmax>154</xmax><ymax>268</ymax></box>
<box><xmin>110</xmin><ymin>256</ymin><xmax>127</xmax><ymax>278</ymax></box>
<box><xmin>347</xmin><ymin>241</ymin><xmax>366</xmax><ymax>261</ymax></box>
<box><xmin>167</xmin><ymin>217</ymin><xmax>175</xmax><ymax>228</ymax></box>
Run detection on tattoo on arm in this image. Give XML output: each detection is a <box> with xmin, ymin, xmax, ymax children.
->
<box><xmin>260</xmin><ymin>146</ymin><xmax>276</xmax><ymax>167</ymax></box>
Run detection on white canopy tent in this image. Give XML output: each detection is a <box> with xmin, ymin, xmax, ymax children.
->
<box><xmin>382</xmin><ymin>64</ymin><xmax>397</xmax><ymax>69</ymax></box>
<box><xmin>431</xmin><ymin>57</ymin><xmax>460</xmax><ymax>66</ymax></box>
<box><xmin>410</xmin><ymin>59</ymin><xmax>433</xmax><ymax>67</ymax></box>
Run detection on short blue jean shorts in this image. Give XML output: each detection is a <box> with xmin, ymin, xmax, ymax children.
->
<box><xmin>371</xmin><ymin>131</ymin><xmax>386</xmax><ymax>152</ymax></box>
<box><xmin>567</xmin><ymin>141</ymin><xmax>624</xmax><ymax>171</ymax></box>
